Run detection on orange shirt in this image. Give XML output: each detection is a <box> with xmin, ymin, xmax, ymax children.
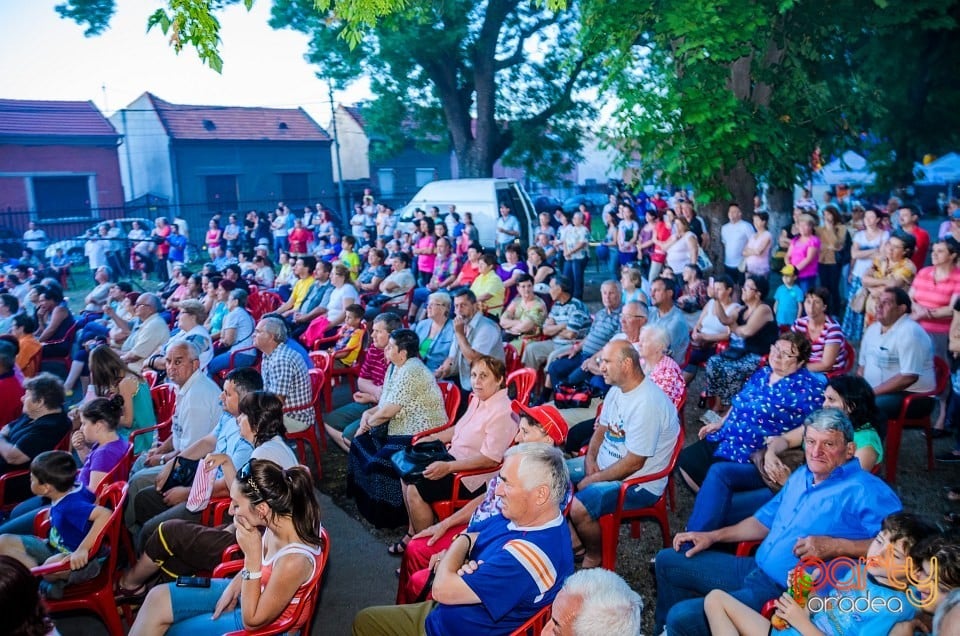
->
<box><xmin>16</xmin><ymin>335</ymin><xmax>42</xmax><ymax>377</ymax></box>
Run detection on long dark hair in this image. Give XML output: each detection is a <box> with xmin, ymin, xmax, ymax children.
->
<box><xmin>827</xmin><ymin>375</ymin><xmax>877</xmax><ymax>431</ymax></box>
<box><xmin>80</xmin><ymin>395</ymin><xmax>124</xmax><ymax>431</ymax></box>
<box><xmin>0</xmin><ymin>555</ymin><xmax>54</xmax><ymax>636</ymax></box>
<box><xmin>238</xmin><ymin>391</ymin><xmax>286</xmax><ymax>447</ymax></box>
<box><xmin>238</xmin><ymin>459</ymin><xmax>323</xmax><ymax>547</ymax></box>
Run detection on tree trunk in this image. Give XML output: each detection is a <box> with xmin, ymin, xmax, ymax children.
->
<box><xmin>454</xmin><ymin>141</ymin><xmax>496</xmax><ymax>178</ymax></box>
<box><xmin>766</xmin><ymin>186</ymin><xmax>794</xmax><ymax>253</ymax></box>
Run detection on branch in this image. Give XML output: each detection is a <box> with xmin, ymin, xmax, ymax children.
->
<box><xmin>494</xmin><ymin>15</ymin><xmax>558</xmax><ymax>71</ymax></box>
<box><xmin>519</xmin><ymin>54</ymin><xmax>587</xmax><ymax>130</ymax></box>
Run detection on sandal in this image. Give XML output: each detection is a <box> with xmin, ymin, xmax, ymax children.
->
<box><xmin>388</xmin><ymin>532</ymin><xmax>412</xmax><ymax>556</ymax></box>
<box><xmin>115</xmin><ymin>580</ymin><xmax>148</xmax><ymax>603</ymax></box>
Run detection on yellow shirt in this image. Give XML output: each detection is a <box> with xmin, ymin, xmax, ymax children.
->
<box><xmin>291</xmin><ymin>277</ymin><xmax>315</xmax><ymax>310</ymax></box>
<box><xmin>470</xmin><ymin>271</ymin><xmax>505</xmax><ymax>317</ymax></box>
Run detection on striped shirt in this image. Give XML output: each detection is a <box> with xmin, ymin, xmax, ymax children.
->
<box><xmin>792</xmin><ymin>316</ymin><xmax>847</xmax><ymax>370</ymax></box>
<box><xmin>358</xmin><ymin>344</ymin><xmax>388</xmax><ymax>386</ymax></box>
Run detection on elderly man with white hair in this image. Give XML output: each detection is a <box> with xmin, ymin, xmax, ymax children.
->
<box><xmin>353</xmin><ymin>443</ymin><xmax>574</xmax><ymax>635</ymax></box>
<box><xmin>542</xmin><ymin>569</ymin><xmax>643</xmax><ymax>636</ymax></box>
<box><xmin>254</xmin><ymin>314</ymin><xmax>314</xmax><ymax>433</ymax></box>
<box><xmin>117</xmin><ymin>293</ymin><xmax>170</xmax><ymax>373</ymax></box>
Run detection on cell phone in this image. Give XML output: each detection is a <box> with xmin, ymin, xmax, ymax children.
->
<box><xmin>708</xmin><ymin>276</ymin><xmax>714</xmax><ymax>286</ymax></box>
<box><xmin>176</xmin><ymin>576</ymin><xmax>211</xmax><ymax>588</ymax></box>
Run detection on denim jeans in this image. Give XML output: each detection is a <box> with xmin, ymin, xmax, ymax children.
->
<box><xmin>547</xmin><ymin>351</ymin><xmax>590</xmax><ymax>388</ymax></box>
<box><xmin>0</xmin><ymin>495</ymin><xmax>48</xmax><ymax>535</ymax></box>
<box><xmin>564</xmin><ymin>258</ymin><xmax>587</xmax><ymax>300</ymax></box>
<box><xmin>684</xmin><ymin>462</ymin><xmax>772</xmax><ymax>533</ymax></box>
<box><xmin>654</xmin><ymin>548</ymin><xmax>784</xmax><ymax>636</ymax></box>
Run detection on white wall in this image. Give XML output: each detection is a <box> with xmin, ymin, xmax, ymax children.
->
<box><xmin>109</xmin><ymin>94</ymin><xmax>173</xmax><ymax>202</ymax></box>
<box><xmin>331</xmin><ymin>107</ymin><xmax>370</xmax><ymax>182</ymax></box>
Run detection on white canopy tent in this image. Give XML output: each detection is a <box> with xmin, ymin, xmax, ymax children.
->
<box><xmin>817</xmin><ymin>151</ymin><xmax>876</xmax><ymax>186</ymax></box>
<box><xmin>915</xmin><ymin>152</ymin><xmax>960</xmax><ymax>184</ymax></box>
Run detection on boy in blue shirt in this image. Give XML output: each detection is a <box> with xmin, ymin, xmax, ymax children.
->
<box><xmin>773</xmin><ymin>265</ymin><xmax>805</xmax><ymax>325</ymax></box>
<box><xmin>704</xmin><ymin>511</ymin><xmax>939</xmax><ymax>635</ymax></box>
<box><xmin>0</xmin><ymin>451</ymin><xmax>111</xmax><ymax>597</ymax></box>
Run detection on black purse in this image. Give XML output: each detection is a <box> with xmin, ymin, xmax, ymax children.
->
<box><xmin>159</xmin><ymin>457</ymin><xmax>200</xmax><ymax>493</ymax></box>
<box><xmin>390</xmin><ymin>440</ymin><xmax>455</xmax><ymax>483</ymax></box>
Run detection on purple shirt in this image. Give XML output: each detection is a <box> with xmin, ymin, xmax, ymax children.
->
<box><xmin>78</xmin><ymin>438</ymin><xmax>129</xmax><ymax>489</ymax></box>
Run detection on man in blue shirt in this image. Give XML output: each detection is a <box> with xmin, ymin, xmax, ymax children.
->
<box><xmin>654</xmin><ymin>408</ymin><xmax>901</xmax><ymax>636</ymax></box>
<box><xmin>352</xmin><ymin>443</ymin><xmax>574</xmax><ymax>636</ymax></box>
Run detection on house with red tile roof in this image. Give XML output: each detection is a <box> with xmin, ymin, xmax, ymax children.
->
<box><xmin>110</xmin><ymin>92</ymin><xmax>334</xmax><ymax>241</ymax></box>
<box><xmin>0</xmin><ymin>98</ymin><xmax>124</xmax><ymax>240</ymax></box>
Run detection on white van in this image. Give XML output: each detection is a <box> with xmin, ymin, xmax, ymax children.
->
<box><xmin>397</xmin><ymin>179</ymin><xmax>538</xmax><ymax>248</ymax></box>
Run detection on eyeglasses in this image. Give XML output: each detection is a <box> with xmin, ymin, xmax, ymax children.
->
<box><xmin>769</xmin><ymin>344</ymin><xmax>798</xmax><ymax>359</ymax></box>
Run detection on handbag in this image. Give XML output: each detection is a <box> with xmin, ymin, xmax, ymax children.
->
<box><xmin>390</xmin><ymin>440</ymin><xmax>455</xmax><ymax>483</ymax></box>
<box><xmin>697</xmin><ymin>249</ymin><xmax>713</xmax><ymax>272</ymax></box>
<box><xmin>159</xmin><ymin>457</ymin><xmax>200</xmax><ymax>493</ymax></box>
<box><xmin>554</xmin><ymin>383</ymin><xmax>592</xmax><ymax>410</ymax></box>
<box><xmin>749</xmin><ymin>446</ymin><xmax>806</xmax><ymax>493</ymax></box>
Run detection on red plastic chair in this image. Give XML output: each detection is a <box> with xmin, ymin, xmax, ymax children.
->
<box><xmin>40</xmin><ymin>321</ymin><xmax>79</xmax><ymax>374</ymax></box>
<box><xmin>412</xmin><ymin>381</ymin><xmax>462</xmax><ymax>443</ymax></box>
<box><xmin>287</xmin><ymin>368</ymin><xmax>325</xmax><ymax>477</ymax></box>
<box><xmin>825</xmin><ymin>340</ymin><xmax>856</xmax><ymax>378</ymax></box>
<box><xmin>0</xmin><ymin>432</ymin><xmax>72</xmax><ymax>512</ymax></box>
<box><xmin>507</xmin><ymin>368</ymin><xmax>537</xmax><ymax>406</ymax></box>
<box><xmin>214</xmin><ymin>528</ymin><xmax>330</xmax><ymax>636</ymax></box>
<box><xmin>31</xmin><ymin>482</ymin><xmax>129</xmax><ymax>636</ymax></box>
<box><xmin>129</xmin><ymin>384</ymin><xmax>177</xmax><ymax>452</ymax></box>
<box><xmin>509</xmin><ymin>604</ymin><xmax>553</xmax><ymax>636</ymax></box>
<box><xmin>141</xmin><ymin>369</ymin><xmax>159</xmax><ymax>388</ymax></box>
<box><xmin>504</xmin><ymin>343</ymin><xmax>521</xmax><ymax>375</ymax></box>
<box><xmin>0</xmin><ymin>468</ymin><xmax>29</xmax><ymax>513</ymax></box>
<box><xmin>598</xmin><ymin>429</ymin><xmax>685</xmax><ymax>570</ymax></box>
<box><xmin>151</xmin><ymin>383</ymin><xmax>177</xmax><ymax>427</ymax></box>
<box><xmin>214</xmin><ymin>345</ymin><xmax>262</xmax><ymax>385</ymax></box>
<box><xmin>884</xmin><ymin>356</ymin><xmax>948</xmax><ymax>484</ymax></box>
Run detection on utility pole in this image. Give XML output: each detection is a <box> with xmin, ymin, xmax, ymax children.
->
<box><xmin>328</xmin><ymin>80</ymin><xmax>348</xmax><ymax>222</ymax></box>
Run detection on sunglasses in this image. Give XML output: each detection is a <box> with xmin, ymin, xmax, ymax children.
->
<box><xmin>237</xmin><ymin>461</ymin><xmax>262</xmax><ymax>499</ymax></box>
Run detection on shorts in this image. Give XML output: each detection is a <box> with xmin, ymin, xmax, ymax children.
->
<box><xmin>20</xmin><ymin>535</ymin><xmax>103</xmax><ymax>586</ymax></box>
<box><xmin>166</xmin><ymin>579</ymin><xmax>245</xmax><ymax>636</ymax></box>
<box><xmin>566</xmin><ymin>456</ymin><xmax>660</xmax><ymax>519</ymax></box>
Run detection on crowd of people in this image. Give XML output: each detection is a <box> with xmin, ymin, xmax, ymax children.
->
<box><xmin>0</xmin><ymin>188</ymin><xmax>959</xmax><ymax>635</ymax></box>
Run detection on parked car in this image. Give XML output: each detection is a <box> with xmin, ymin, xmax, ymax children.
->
<box><xmin>533</xmin><ymin>195</ymin><xmax>563</xmax><ymax>215</ymax></box>
<box><xmin>561</xmin><ymin>192</ymin><xmax>612</xmax><ymax>216</ymax></box>
<box><xmin>0</xmin><ymin>227</ymin><xmax>25</xmax><ymax>259</ymax></box>
<box><xmin>45</xmin><ymin>218</ymin><xmax>154</xmax><ymax>265</ymax></box>
<box><xmin>397</xmin><ymin>179</ymin><xmax>538</xmax><ymax>249</ymax></box>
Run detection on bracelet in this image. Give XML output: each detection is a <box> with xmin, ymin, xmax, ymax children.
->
<box><xmin>456</xmin><ymin>533</ymin><xmax>473</xmax><ymax>562</ymax></box>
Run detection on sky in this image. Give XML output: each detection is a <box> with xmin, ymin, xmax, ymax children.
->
<box><xmin>0</xmin><ymin>0</ymin><xmax>372</xmax><ymax>127</ymax></box>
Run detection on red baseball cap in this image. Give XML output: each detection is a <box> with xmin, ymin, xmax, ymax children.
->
<box><xmin>512</xmin><ymin>401</ymin><xmax>568</xmax><ymax>446</ymax></box>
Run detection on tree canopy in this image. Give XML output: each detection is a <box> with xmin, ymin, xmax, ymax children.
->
<box><xmin>54</xmin><ymin>0</ymin><xmax>960</xmax><ymax>198</ymax></box>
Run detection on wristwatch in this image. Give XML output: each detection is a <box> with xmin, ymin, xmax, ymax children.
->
<box><xmin>240</xmin><ymin>569</ymin><xmax>262</xmax><ymax>581</ymax></box>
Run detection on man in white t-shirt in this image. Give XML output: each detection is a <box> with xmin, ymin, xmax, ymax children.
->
<box><xmin>858</xmin><ymin>286</ymin><xmax>936</xmax><ymax>431</ymax></box>
<box><xmin>720</xmin><ymin>203</ymin><xmax>754</xmax><ymax>285</ymax></box>
<box><xmin>566</xmin><ymin>339</ymin><xmax>680</xmax><ymax>568</ymax></box>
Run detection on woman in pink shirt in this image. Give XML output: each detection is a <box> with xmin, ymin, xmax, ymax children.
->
<box><xmin>910</xmin><ymin>239</ymin><xmax>960</xmax><ymax>432</ymax></box>
<box><xmin>786</xmin><ymin>214</ymin><xmax>820</xmax><ymax>293</ymax></box>
<box><xmin>414</xmin><ymin>218</ymin><xmax>437</xmax><ymax>287</ymax></box>
<box><xmin>393</xmin><ymin>355</ymin><xmax>518</xmax><ymax>554</ymax></box>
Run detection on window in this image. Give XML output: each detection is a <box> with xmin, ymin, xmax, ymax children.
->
<box><xmin>377</xmin><ymin>169</ymin><xmax>395</xmax><ymax>198</ymax></box>
<box><xmin>281</xmin><ymin>173</ymin><xmax>309</xmax><ymax>209</ymax></box>
<box><xmin>415</xmin><ymin>168</ymin><xmax>435</xmax><ymax>188</ymax></box>
<box><xmin>32</xmin><ymin>176</ymin><xmax>92</xmax><ymax>220</ymax></box>
<box><xmin>206</xmin><ymin>175</ymin><xmax>238</xmax><ymax>213</ymax></box>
